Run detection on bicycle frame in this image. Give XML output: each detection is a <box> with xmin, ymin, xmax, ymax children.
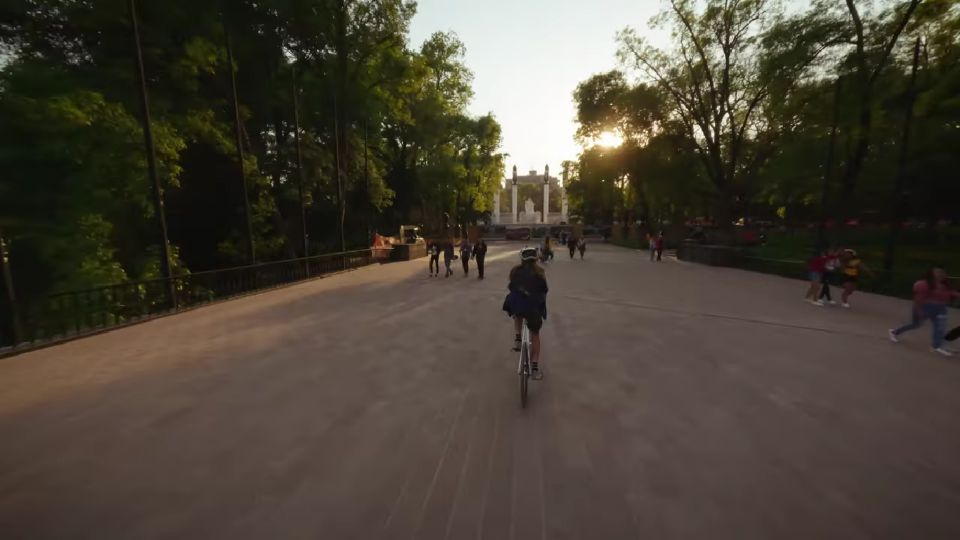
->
<box><xmin>518</xmin><ymin>322</ymin><xmax>530</xmax><ymax>373</ymax></box>
<box><xmin>518</xmin><ymin>320</ymin><xmax>531</xmax><ymax>407</ymax></box>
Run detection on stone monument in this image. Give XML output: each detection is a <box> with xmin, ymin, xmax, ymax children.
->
<box><xmin>492</xmin><ymin>164</ymin><xmax>567</xmax><ymax>225</ymax></box>
<box><xmin>519</xmin><ymin>197</ymin><xmax>540</xmax><ymax>223</ymax></box>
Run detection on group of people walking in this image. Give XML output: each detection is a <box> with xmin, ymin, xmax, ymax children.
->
<box><xmin>805</xmin><ymin>248</ymin><xmax>869</xmax><ymax>308</ymax></box>
<box><xmin>566</xmin><ymin>236</ymin><xmax>586</xmax><ymax>259</ymax></box>
<box><xmin>806</xmin><ymin>249</ymin><xmax>959</xmax><ymax>356</ymax></box>
<box><xmin>427</xmin><ymin>238</ymin><xmax>488</xmax><ymax>279</ymax></box>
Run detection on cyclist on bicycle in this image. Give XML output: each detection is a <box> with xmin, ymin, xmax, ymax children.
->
<box><xmin>542</xmin><ymin>236</ymin><xmax>554</xmax><ymax>262</ymax></box>
<box><xmin>502</xmin><ymin>247</ymin><xmax>548</xmax><ymax>378</ymax></box>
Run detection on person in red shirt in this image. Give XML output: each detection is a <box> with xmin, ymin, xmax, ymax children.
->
<box><xmin>889</xmin><ymin>267</ymin><xmax>960</xmax><ymax>356</ymax></box>
<box><xmin>805</xmin><ymin>251</ymin><xmax>829</xmax><ymax>305</ymax></box>
<box><xmin>818</xmin><ymin>249</ymin><xmax>841</xmax><ymax>304</ymax></box>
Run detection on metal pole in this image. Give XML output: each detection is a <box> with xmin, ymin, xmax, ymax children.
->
<box><xmin>291</xmin><ymin>65</ymin><xmax>309</xmax><ymax>271</ymax></box>
<box><xmin>333</xmin><ymin>93</ymin><xmax>347</xmax><ymax>259</ymax></box>
<box><xmin>223</xmin><ymin>10</ymin><xmax>256</xmax><ymax>265</ymax></box>
<box><xmin>128</xmin><ymin>0</ymin><xmax>176</xmax><ymax>309</ymax></box>
<box><xmin>816</xmin><ymin>77</ymin><xmax>842</xmax><ymax>253</ymax></box>
<box><xmin>883</xmin><ymin>36</ymin><xmax>922</xmax><ymax>280</ymax></box>
<box><xmin>364</xmin><ymin>117</ymin><xmax>370</xmax><ymax>244</ymax></box>
<box><xmin>0</xmin><ymin>233</ymin><xmax>23</xmax><ymax>345</ymax></box>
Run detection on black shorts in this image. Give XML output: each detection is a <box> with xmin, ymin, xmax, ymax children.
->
<box><xmin>519</xmin><ymin>311</ymin><xmax>543</xmax><ymax>334</ymax></box>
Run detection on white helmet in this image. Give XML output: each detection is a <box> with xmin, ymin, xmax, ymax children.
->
<box><xmin>520</xmin><ymin>247</ymin><xmax>538</xmax><ymax>261</ymax></box>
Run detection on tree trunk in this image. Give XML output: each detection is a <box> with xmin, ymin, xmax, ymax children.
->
<box><xmin>838</xmin><ymin>85</ymin><xmax>872</xmax><ymax>219</ymax></box>
<box><xmin>334</xmin><ymin>0</ymin><xmax>349</xmax><ymax>253</ymax></box>
<box><xmin>272</xmin><ymin>109</ymin><xmax>295</xmax><ymax>258</ymax></box>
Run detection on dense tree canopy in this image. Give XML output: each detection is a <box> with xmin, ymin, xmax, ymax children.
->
<box><xmin>0</xmin><ymin>0</ymin><xmax>504</xmax><ymax>305</ymax></box>
<box><xmin>568</xmin><ymin>0</ymin><xmax>959</xmax><ymax>234</ymax></box>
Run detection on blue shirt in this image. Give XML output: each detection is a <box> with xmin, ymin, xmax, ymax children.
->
<box><xmin>504</xmin><ymin>265</ymin><xmax>548</xmax><ymax>317</ymax></box>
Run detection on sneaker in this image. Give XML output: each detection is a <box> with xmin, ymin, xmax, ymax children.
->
<box><xmin>841</xmin><ymin>303</ymin><xmax>850</xmax><ymax>309</ymax></box>
<box><xmin>888</xmin><ymin>329</ymin><xmax>899</xmax><ymax>343</ymax></box>
<box><xmin>813</xmin><ymin>300</ymin><xmax>825</xmax><ymax>306</ymax></box>
<box><xmin>531</xmin><ymin>362</ymin><xmax>543</xmax><ymax>380</ymax></box>
<box><xmin>933</xmin><ymin>347</ymin><xmax>954</xmax><ymax>357</ymax></box>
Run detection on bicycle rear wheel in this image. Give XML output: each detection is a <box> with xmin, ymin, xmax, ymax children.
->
<box><xmin>519</xmin><ymin>345</ymin><xmax>529</xmax><ymax>408</ymax></box>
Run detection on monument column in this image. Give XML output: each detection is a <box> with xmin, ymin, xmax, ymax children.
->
<box><xmin>511</xmin><ymin>165</ymin><xmax>518</xmax><ymax>225</ymax></box>
<box><xmin>543</xmin><ymin>164</ymin><xmax>550</xmax><ymax>224</ymax></box>
<box><xmin>493</xmin><ymin>187</ymin><xmax>501</xmax><ymax>224</ymax></box>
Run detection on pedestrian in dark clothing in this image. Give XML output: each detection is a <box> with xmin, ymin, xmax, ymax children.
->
<box><xmin>819</xmin><ymin>249</ymin><xmax>840</xmax><ymax>304</ymax></box>
<box><xmin>655</xmin><ymin>232</ymin><xmax>664</xmax><ymax>261</ymax></box>
<box><xmin>474</xmin><ymin>239</ymin><xmax>488</xmax><ymax>279</ymax></box>
<box><xmin>428</xmin><ymin>242</ymin><xmax>440</xmax><ymax>277</ymax></box>
<box><xmin>460</xmin><ymin>239</ymin><xmax>473</xmax><ymax>276</ymax></box>
<box><xmin>443</xmin><ymin>242</ymin><xmax>454</xmax><ymax>277</ymax></box>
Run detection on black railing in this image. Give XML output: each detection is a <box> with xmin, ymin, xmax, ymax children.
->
<box><xmin>1</xmin><ymin>249</ymin><xmax>374</xmax><ymax>352</ymax></box>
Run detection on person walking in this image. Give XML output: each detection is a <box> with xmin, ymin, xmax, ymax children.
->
<box><xmin>443</xmin><ymin>241</ymin><xmax>454</xmax><ymax>277</ymax></box>
<box><xmin>460</xmin><ymin>238</ymin><xmax>473</xmax><ymax>276</ymax></box>
<box><xmin>648</xmin><ymin>233</ymin><xmax>656</xmax><ymax>262</ymax></box>
<box><xmin>568</xmin><ymin>236</ymin><xmax>577</xmax><ymax>259</ymax></box>
<box><xmin>840</xmin><ymin>249</ymin><xmax>870</xmax><ymax>308</ymax></box>
<box><xmin>577</xmin><ymin>236</ymin><xmax>586</xmax><ymax>259</ymax></box>
<box><xmin>889</xmin><ymin>267</ymin><xmax>960</xmax><ymax>356</ymax></box>
<box><xmin>819</xmin><ymin>249</ymin><xmax>839</xmax><ymax>304</ymax></box>
<box><xmin>805</xmin><ymin>250</ymin><xmax>829</xmax><ymax>305</ymax></box>
<box><xmin>428</xmin><ymin>241</ymin><xmax>440</xmax><ymax>277</ymax></box>
<box><xmin>474</xmin><ymin>238</ymin><xmax>488</xmax><ymax>279</ymax></box>
<box><xmin>655</xmin><ymin>232</ymin><xmax>665</xmax><ymax>262</ymax></box>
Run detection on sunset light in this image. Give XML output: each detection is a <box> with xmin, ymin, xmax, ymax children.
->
<box><xmin>595</xmin><ymin>130</ymin><xmax>623</xmax><ymax>148</ymax></box>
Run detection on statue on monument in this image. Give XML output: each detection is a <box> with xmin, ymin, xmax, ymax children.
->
<box><xmin>518</xmin><ymin>197</ymin><xmax>540</xmax><ymax>223</ymax></box>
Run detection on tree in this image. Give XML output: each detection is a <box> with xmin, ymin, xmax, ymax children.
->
<box><xmin>0</xmin><ymin>0</ymin><xmax>503</xmax><ymax>314</ymax></box>
<box><xmin>831</xmin><ymin>0</ymin><xmax>923</xmax><ymax>215</ymax></box>
<box><xmin>617</xmin><ymin>0</ymin><xmax>837</xmax><ymax>229</ymax></box>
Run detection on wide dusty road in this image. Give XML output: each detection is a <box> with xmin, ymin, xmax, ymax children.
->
<box><xmin>2</xmin><ymin>243</ymin><xmax>960</xmax><ymax>539</ymax></box>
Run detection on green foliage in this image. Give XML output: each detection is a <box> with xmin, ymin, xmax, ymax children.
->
<box><xmin>0</xmin><ymin>0</ymin><xmax>503</xmax><ymax>307</ymax></box>
<box><xmin>571</xmin><ymin>0</ymin><xmax>957</xmax><ymax>241</ymax></box>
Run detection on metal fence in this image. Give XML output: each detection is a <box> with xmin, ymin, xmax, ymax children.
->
<box><xmin>1</xmin><ymin>249</ymin><xmax>374</xmax><ymax>352</ymax></box>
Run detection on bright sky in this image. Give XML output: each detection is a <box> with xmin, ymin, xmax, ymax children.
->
<box><xmin>408</xmin><ymin>0</ymin><xmax>669</xmax><ymax>183</ymax></box>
